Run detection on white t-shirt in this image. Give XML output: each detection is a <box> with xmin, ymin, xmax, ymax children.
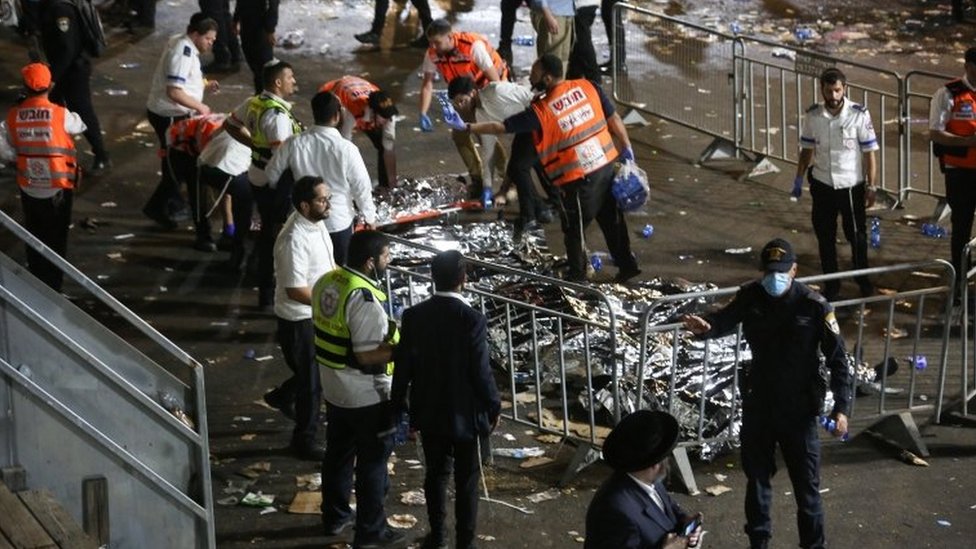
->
<box><xmin>198</xmin><ymin>129</ymin><xmax>251</xmax><ymax>175</ymax></box>
<box><xmin>799</xmin><ymin>98</ymin><xmax>879</xmax><ymax>189</ymax></box>
<box><xmin>476</xmin><ymin>81</ymin><xmax>534</xmax><ymax>123</ymax></box>
<box><xmin>422</xmin><ymin>40</ymin><xmax>495</xmax><ymax>77</ymax></box>
<box><xmin>0</xmin><ymin>110</ymin><xmax>86</xmax><ymax>199</ymax></box>
<box><xmin>228</xmin><ymin>92</ymin><xmax>299</xmax><ymax>186</ymax></box>
<box><xmin>319</xmin><ymin>268</ymin><xmax>393</xmax><ymax>408</ymax></box>
<box><xmin>339</xmin><ymin>108</ymin><xmax>397</xmax><ymax>151</ymax></box>
<box><xmin>929</xmin><ymin>75</ymin><xmax>974</xmax><ymax>132</ymax></box>
<box><xmin>147</xmin><ymin>34</ymin><xmax>205</xmax><ymax>117</ymax></box>
<box><xmin>265</xmin><ymin>126</ymin><xmax>377</xmax><ymax>232</ymax></box>
<box><xmin>273</xmin><ymin>211</ymin><xmax>337</xmax><ymax>321</ymax></box>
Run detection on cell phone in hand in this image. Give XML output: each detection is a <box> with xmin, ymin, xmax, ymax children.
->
<box><xmin>683</xmin><ymin>515</ymin><xmax>701</xmax><ymax>537</ymax></box>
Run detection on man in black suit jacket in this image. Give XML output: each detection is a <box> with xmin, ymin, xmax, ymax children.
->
<box><xmin>392</xmin><ymin>250</ymin><xmax>501</xmax><ymax>549</ymax></box>
<box><xmin>585</xmin><ymin>410</ymin><xmax>702</xmax><ymax>549</ymax></box>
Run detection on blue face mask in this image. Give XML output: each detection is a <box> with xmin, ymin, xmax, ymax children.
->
<box><xmin>761</xmin><ymin>271</ymin><xmax>791</xmax><ymax>297</ymax></box>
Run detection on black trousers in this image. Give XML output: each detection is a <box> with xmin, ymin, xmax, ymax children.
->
<box><xmin>809</xmin><ymin>178</ymin><xmax>871</xmax><ymax>298</ymax></box>
<box><xmin>364</xmin><ymin>128</ymin><xmax>394</xmax><ymax>189</ymax></box>
<box><xmin>498</xmin><ymin>0</ymin><xmax>522</xmax><ymax>53</ymax></box>
<box><xmin>20</xmin><ymin>189</ymin><xmax>72</xmax><ymax>292</ymax></box>
<box><xmin>567</xmin><ymin>6</ymin><xmax>601</xmax><ymax>81</ymax></box>
<box><xmin>49</xmin><ymin>59</ymin><xmax>108</xmax><ymax>161</ymax></box>
<box><xmin>251</xmin><ymin>183</ymin><xmax>278</xmax><ymax>301</ymax></box>
<box><xmin>368</xmin><ymin>0</ymin><xmax>432</xmax><ymax>35</ymax></box>
<box><xmin>741</xmin><ymin>411</ymin><xmax>824</xmax><ymax>549</ymax></box>
<box><xmin>421</xmin><ymin>434</ymin><xmax>481</xmax><ymax>549</ymax></box>
<box><xmin>275</xmin><ymin>318</ymin><xmax>321</xmax><ymax>446</ymax></box>
<box><xmin>945</xmin><ymin>168</ymin><xmax>976</xmax><ymax>284</ymax></box>
<box><xmin>145</xmin><ymin>110</ymin><xmax>189</xmax><ymax>218</ymax></box>
<box><xmin>321</xmin><ymin>401</ymin><xmax>395</xmax><ymax>545</ymax></box>
<box><xmin>601</xmin><ymin>0</ymin><xmax>626</xmax><ymax>63</ymax></box>
<box><xmin>199</xmin><ymin>0</ymin><xmax>241</xmax><ymax>65</ymax></box>
<box><xmin>330</xmin><ymin>224</ymin><xmax>354</xmax><ymax>267</ymax></box>
<box><xmin>507</xmin><ymin>132</ymin><xmax>547</xmax><ymax>223</ymax></box>
<box><xmin>129</xmin><ymin>0</ymin><xmax>155</xmax><ymax>27</ymax></box>
<box><xmin>557</xmin><ymin>163</ymin><xmax>637</xmax><ymax>280</ymax></box>
<box><xmin>199</xmin><ymin>165</ymin><xmax>253</xmax><ymax>260</ymax></box>
<box><xmin>240</xmin><ymin>25</ymin><xmax>274</xmax><ymax>94</ymax></box>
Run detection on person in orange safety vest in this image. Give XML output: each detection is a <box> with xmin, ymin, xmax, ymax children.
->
<box><xmin>0</xmin><ymin>63</ymin><xmax>87</xmax><ymax>292</ymax></box>
<box><xmin>320</xmin><ymin>76</ymin><xmax>400</xmax><ymax>189</ymax></box>
<box><xmin>467</xmin><ymin>54</ymin><xmax>641</xmax><ymax>284</ymax></box>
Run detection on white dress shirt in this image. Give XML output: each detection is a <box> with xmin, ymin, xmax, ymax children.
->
<box><xmin>799</xmin><ymin>98</ymin><xmax>879</xmax><ymax>189</ymax></box>
<box><xmin>198</xmin><ymin>130</ymin><xmax>251</xmax><ymax>176</ymax></box>
<box><xmin>147</xmin><ymin>34</ymin><xmax>205</xmax><ymax>117</ymax></box>
<box><xmin>273</xmin><ymin>211</ymin><xmax>336</xmax><ymax>320</ymax></box>
<box><xmin>265</xmin><ymin>125</ymin><xmax>377</xmax><ymax>232</ymax></box>
<box><xmin>626</xmin><ymin>473</ymin><xmax>666</xmax><ymax>512</ymax></box>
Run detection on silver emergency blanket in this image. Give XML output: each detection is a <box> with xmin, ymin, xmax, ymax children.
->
<box><xmin>380</xmin><ymin>188</ymin><xmax>880</xmax><ymax>460</ymax></box>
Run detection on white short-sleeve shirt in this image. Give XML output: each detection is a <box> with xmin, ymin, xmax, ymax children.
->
<box><xmin>476</xmin><ymin>81</ymin><xmax>534</xmax><ymax>123</ymax></box>
<box><xmin>198</xmin><ymin>130</ymin><xmax>251</xmax><ymax>176</ymax></box>
<box><xmin>799</xmin><ymin>99</ymin><xmax>879</xmax><ymax>189</ymax></box>
<box><xmin>929</xmin><ymin>76</ymin><xmax>975</xmax><ymax>132</ymax></box>
<box><xmin>273</xmin><ymin>211</ymin><xmax>337</xmax><ymax>321</ymax></box>
<box><xmin>147</xmin><ymin>34</ymin><xmax>205</xmax><ymax>117</ymax></box>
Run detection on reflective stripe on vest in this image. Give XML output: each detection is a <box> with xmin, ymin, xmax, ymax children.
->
<box><xmin>6</xmin><ymin>96</ymin><xmax>77</xmax><ymax>190</ymax></box>
<box><xmin>244</xmin><ymin>93</ymin><xmax>302</xmax><ymax>167</ymax></box>
<box><xmin>167</xmin><ymin>113</ymin><xmax>226</xmax><ymax>156</ymax></box>
<box><xmin>942</xmin><ymin>79</ymin><xmax>976</xmax><ymax>169</ymax></box>
<box><xmin>428</xmin><ymin>32</ymin><xmax>508</xmax><ymax>88</ymax></box>
<box><xmin>320</xmin><ymin>76</ymin><xmax>378</xmax><ymax>132</ymax></box>
<box><xmin>531</xmin><ymin>79</ymin><xmax>619</xmax><ymax>186</ymax></box>
<box><xmin>312</xmin><ymin>267</ymin><xmax>399</xmax><ymax>376</ymax></box>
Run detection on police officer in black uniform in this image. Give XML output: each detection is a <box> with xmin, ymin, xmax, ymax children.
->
<box><xmin>234</xmin><ymin>0</ymin><xmax>278</xmax><ymax>94</ymax></box>
<box><xmin>682</xmin><ymin>238</ymin><xmax>852</xmax><ymax>549</ymax></box>
<box><xmin>40</xmin><ymin>0</ymin><xmax>110</xmax><ymax>174</ymax></box>
<box><xmin>199</xmin><ymin>0</ymin><xmax>241</xmax><ymax>73</ymax></box>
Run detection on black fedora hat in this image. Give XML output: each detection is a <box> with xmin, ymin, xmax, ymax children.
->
<box><xmin>602</xmin><ymin>410</ymin><xmax>679</xmax><ymax>472</ymax></box>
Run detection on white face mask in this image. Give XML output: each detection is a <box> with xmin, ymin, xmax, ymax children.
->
<box><xmin>761</xmin><ymin>271</ymin><xmax>792</xmax><ymax>297</ymax></box>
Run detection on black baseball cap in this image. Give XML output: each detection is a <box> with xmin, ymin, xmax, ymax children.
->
<box><xmin>759</xmin><ymin>238</ymin><xmax>796</xmax><ymax>273</ymax></box>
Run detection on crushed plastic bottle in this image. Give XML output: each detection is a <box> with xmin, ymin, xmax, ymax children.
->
<box><xmin>920</xmin><ymin>223</ymin><xmax>947</xmax><ymax>239</ymax></box>
<box><xmin>794</xmin><ymin>27</ymin><xmax>813</xmax><ymax>41</ymax></box>
<box><xmin>910</xmin><ymin>355</ymin><xmax>927</xmax><ymax>371</ymax></box>
<box><xmin>869</xmin><ymin>217</ymin><xmax>881</xmax><ymax>249</ymax></box>
<box><xmin>158</xmin><ymin>391</ymin><xmax>196</xmax><ymax>430</ymax></box>
<box><xmin>641</xmin><ymin>224</ymin><xmax>654</xmax><ymax>238</ymax></box>
<box><xmin>482</xmin><ymin>187</ymin><xmax>494</xmax><ymax>209</ymax></box>
<box><xmin>820</xmin><ymin>416</ymin><xmax>849</xmax><ymax>442</ymax></box>
<box><xmin>730</xmin><ymin>22</ymin><xmax>742</xmax><ymax>35</ymax></box>
<box><xmin>512</xmin><ymin>35</ymin><xmax>535</xmax><ymax>47</ymax></box>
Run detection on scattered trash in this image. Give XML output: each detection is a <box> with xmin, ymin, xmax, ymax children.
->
<box><xmin>910</xmin><ymin>355</ymin><xmax>927</xmax><ymax>370</ymax></box>
<box><xmin>114</xmin><ymin>233</ymin><xmax>135</xmax><ymax>240</ymax></box>
<box><xmin>100</xmin><ymin>201</ymin><xmax>117</xmax><ymax>208</ymax></box>
<box><xmin>526</xmin><ymin>488</ymin><xmax>561</xmax><ymax>503</ymax></box>
<box><xmin>883</xmin><ymin>327</ymin><xmax>908</xmax><ymax>339</ymax></box>
<box><xmin>260</xmin><ymin>507</ymin><xmax>277</xmax><ymax>515</ymax></box>
<box><xmin>477</xmin><ymin>534</ymin><xmax>496</xmax><ymax>541</ymax></box>
<box><xmin>704</xmin><ymin>484</ymin><xmax>732</xmax><ymax>497</ymax></box>
<box><xmin>520</xmin><ymin>456</ymin><xmax>555</xmax><ymax>469</ymax></box>
<box><xmin>280</xmin><ymin>30</ymin><xmax>305</xmax><ymax>48</ymax></box>
<box><xmin>535</xmin><ymin>434</ymin><xmax>562</xmax><ymax>444</ymax></box>
<box><xmin>240</xmin><ymin>492</ymin><xmax>275</xmax><ymax>507</ymax></box>
<box><xmin>239</xmin><ymin>462</ymin><xmax>272</xmax><ymax>479</ymax></box>
<box><xmin>936</xmin><ymin>519</ymin><xmax>951</xmax><ymax>527</ymax></box>
<box><xmin>771</xmin><ymin>48</ymin><xmax>796</xmax><ymax>60</ymax></box>
<box><xmin>641</xmin><ymin>224</ymin><xmax>654</xmax><ymax>238</ymax></box>
<box><xmin>158</xmin><ymin>391</ymin><xmax>195</xmax><ymax>429</ymax></box>
<box><xmin>819</xmin><ymin>488</ymin><xmax>830</xmax><ymax>494</ymax></box>
<box><xmin>244</xmin><ymin>349</ymin><xmax>256</xmax><ymax>359</ymax></box>
<box><xmin>240</xmin><ymin>434</ymin><xmax>256</xmax><ymax>441</ymax></box>
<box><xmin>512</xmin><ymin>35</ymin><xmax>534</xmax><ymax>46</ymax></box>
<box><xmin>387</xmin><ymin>514</ymin><xmax>417</xmax><ymax>529</ymax></box>
<box><xmin>899</xmin><ymin>450</ymin><xmax>929</xmax><ymax>467</ymax></box>
<box><xmin>492</xmin><ymin>447</ymin><xmax>545</xmax><ymax>459</ymax></box>
<box><xmin>255</xmin><ymin>355</ymin><xmax>274</xmax><ymax>362</ymax></box>
<box><xmin>869</xmin><ymin>217</ymin><xmax>881</xmax><ymax>249</ymax></box>
<box><xmin>502</xmin><ymin>433</ymin><xmax>517</xmax><ymax>442</ymax></box>
<box><xmin>233</xmin><ymin>416</ymin><xmax>251</xmax><ymax>422</ymax></box>
<box><xmin>217</xmin><ymin>496</ymin><xmax>239</xmax><ymax>506</ymax></box>
<box><xmin>724</xmin><ymin>247</ymin><xmax>752</xmax><ymax>254</ymax></box>
<box><xmin>296</xmin><ymin>473</ymin><xmax>322</xmax><ymax>491</ymax></box>
<box><xmin>104</xmin><ymin>89</ymin><xmax>129</xmax><ymax>96</ymax></box>
<box><xmin>210</xmin><ymin>321</ymin><xmax>229</xmax><ymax>326</ymax></box>
<box><xmin>400</xmin><ymin>489</ymin><xmax>426</xmax><ymax>506</ymax></box>
<box><xmin>119</xmin><ymin>62</ymin><xmax>140</xmax><ymax>69</ymax></box>
<box><xmin>713</xmin><ymin>473</ymin><xmax>727</xmax><ymax>482</ymax></box>
<box><xmin>920</xmin><ymin>223</ymin><xmax>947</xmax><ymax>238</ymax></box>
<box><xmin>288</xmin><ymin>491</ymin><xmax>322</xmax><ymax>514</ymax></box>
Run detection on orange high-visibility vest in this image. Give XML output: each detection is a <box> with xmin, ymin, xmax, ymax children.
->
<box><xmin>320</xmin><ymin>76</ymin><xmax>379</xmax><ymax>132</ymax></box>
<box><xmin>166</xmin><ymin>113</ymin><xmax>226</xmax><ymax>156</ymax></box>
<box><xmin>6</xmin><ymin>96</ymin><xmax>77</xmax><ymax>190</ymax></box>
<box><xmin>427</xmin><ymin>32</ymin><xmax>508</xmax><ymax>88</ymax></box>
<box><xmin>941</xmin><ymin>79</ymin><xmax>976</xmax><ymax>169</ymax></box>
<box><xmin>531</xmin><ymin>79</ymin><xmax>619</xmax><ymax>186</ymax></box>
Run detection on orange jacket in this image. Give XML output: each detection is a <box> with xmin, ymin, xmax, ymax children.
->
<box><xmin>531</xmin><ymin>79</ymin><xmax>619</xmax><ymax>186</ymax></box>
<box><xmin>166</xmin><ymin>113</ymin><xmax>226</xmax><ymax>156</ymax></box>
<box><xmin>940</xmin><ymin>79</ymin><xmax>976</xmax><ymax>169</ymax></box>
<box><xmin>6</xmin><ymin>96</ymin><xmax>77</xmax><ymax>190</ymax></box>
<box><xmin>320</xmin><ymin>76</ymin><xmax>378</xmax><ymax>131</ymax></box>
<box><xmin>427</xmin><ymin>32</ymin><xmax>508</xmax><ymax>88</ymax></box>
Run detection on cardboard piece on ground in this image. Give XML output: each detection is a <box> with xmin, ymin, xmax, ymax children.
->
<box><xmin>288</xmin><ymin>491</ymin><xmax>322</xmax><ymax>514</ymax></box>
<box><xmin>520</xmin><ymin>456</ymin><xmax>555</xmax><ymax>469</ymax></box>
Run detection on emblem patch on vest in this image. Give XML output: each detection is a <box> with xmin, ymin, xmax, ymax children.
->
<box><xmin>57</xmin><ymin>17</ymin><xmax>70</xmax><ymax>32</ymax></box>
<box><xmin>318</xmin><ymin>286</ymin><xmax>340</xmax><ymax>318</ymax></box>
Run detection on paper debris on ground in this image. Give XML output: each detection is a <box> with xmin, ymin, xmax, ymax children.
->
<box><xmin>704</xmin><ymin>484</ymin><xmax>732</xmax><ymax>497</ymax></box>
<box><xmin>240</xmin><ymin>433</ymin><xmax>256</xmax><ymax>441</ymax></box>
<box><xmin>240</xmin><ymin>492</ymin><xmax>275</xmax><ymax>507</ymax></box>
<box><xmin>259</xmin><ymin>507</ymin><xmax>277</xmax><ymax>515</ymax></box>
<box><xmin>502</xmin><ymin>433</ymin><xmax>517</xmax><ymax>441</ymax></box>
<box><xmin>520</xmin><ymin>456</ymin><xmax>555</xmax><ymax>469</ymax></box>
<box><xmin>713</xmin><ymin>473</ymin><xmax>727</xmax><ymax>482</ymax></box>
<box><xmin>296</xmin><ymin>473</ymin><xmax>322</xmax><ymax>491</ymax></box>
<box><xmin>217</xmin><ymin>496</ymin><xmax>239</xmax><ymax>506</ymax></box>
<box><xmin>387</xmin><ymin>514</ymin><xmax>417</xmax><ymax>529</ymax></box>
<box><xmin>239</xmin><ymin>462</ymin><xmax>271</xmax><ymax>479</ymax></box>
<box><xmin>400</xmin><ymin>489</ymin><xmax>426</xmax><ymax>505</ymax></box>
<box><xmin>288</xmin><ymin>491</ymin><xmax>322</xmax><ymax>514</ymax></box>
<box><xmin>536</xmin><ymin>434</ymin><xmax>563</xmax><ymax>444</ymax></box>
<box><xmin>526</xmin><ymin>488</ymin><xmax>561</xmax><ymax>503</ymax></box>
<box><xmin>899</xmin><ymin>450</ymin><xmax>929</xmax><ymax>466</ymax></box>
<box><xmin>492</xmin><ymin>447</ymin><xmax>545</xmax><ymax>459</ymax></box>
<box><xmin>477</xmin><ymin>534</ymin><xmax>496</xmax><ymax>541</ymax></box>
<box><xmin>514</xmin><ymin>392</ymin><xmax>538</xmax><ymax>403</ymax></box>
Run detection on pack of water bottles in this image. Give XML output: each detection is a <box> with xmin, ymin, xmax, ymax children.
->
<box><xmin>611</xmin><ymin>161</ymin><xmax>649</xmax><ymax>212</ymax></box>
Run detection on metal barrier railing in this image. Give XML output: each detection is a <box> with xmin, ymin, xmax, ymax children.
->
<box><xmin>0</xmin><ymin>210</ymin><xmax>215</xmax><ymax>548</ymax></box>
<box><xmin>903</xmin><ymin>70</ymin><xmax>956</xmax><ymax>202</ymax></box>
<box><xmin>956</xmin><ymin>237</ymin><xmax>976</xmax><ymax>418</ymax></box>
<box><xmin>636</xmin><ymin>261</ymin><xmax>955</xmax><ymax>455</ymax></box>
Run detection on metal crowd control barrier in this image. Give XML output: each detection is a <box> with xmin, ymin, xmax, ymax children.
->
<box><xmin>636</xmin><ymin>261</ymin><xmax>955</xmax><ymax>491</ymax></box>
<box><xmin>0</xmin><ymin>210</ymin><xmax>215</xmax><ymax>548</ymax></box>
<box><xmin>950</xmin><ymin>237</ymin><xmax>976</xmax><ymax>423</ymax></box>
<box><xmin>384</xmin><ymin>235</ymin><xmax>622</xmax><ymax>484</ymax></box>
<box><xmin>903</xmin><ymin>70</ymin><xmax>956</xmax><ymax>203</ymax></box>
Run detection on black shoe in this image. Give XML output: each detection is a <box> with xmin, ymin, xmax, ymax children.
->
<box><xmin>291</xmin><ymin>440</ymin><xmax>326</xmax><ymax>461</ymax></box>
<box><xmin>193</xmin><ymin>238</ymin><xmax>217</xmax><ymax>252</ymax></box>
<box><xmin>355</xmin><ymin>31</ymin><xmax>380</xmax><ymax>45</ymax></box>
<box><xmin>89</xmin><ymin>157</ymin><xmax>111</xmax><ymax>176</ymax></box>
<box><xmin>355</xmin><ymin>528</ymin><xmax>407</xmax><ymax>548</ymax></box>
<box><xmin>614</xmin><ymin>267</ymin><xmax>642</xmax><ymax>284</ymax></box>
<box><xmin>418</xmin><ymin>534</ymin><xmax>448</xmax><ymax>549</ymax></box>
<box><xmin>262</xmin><ymin>389</ymin><xmax>295</xmax><ymax>420</ymax></box>
<box><xmin>536</xmin><ymin>208</ymin><xmax>554</xmax><ymax>225</ymax></box>
<box><xmin>409</xmin><ymin>35</ymin><xmax>429</xmax><ymax>49</ymax></box>
<box><xmin>143</xmin><ymin>206</ymin><xmax>177</xmax><ymax>230</ymax></box>
<box><xmin>323</xmin><ymin>515</ymin><xmax>355</xmax><ymax>537</ymax></box>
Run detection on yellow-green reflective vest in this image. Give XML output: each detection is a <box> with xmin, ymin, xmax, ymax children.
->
<box><xmin>312</xmin><ymin>267</ymin><xmax>399</xmax><ymax>376</ymax></box>
<box><xmin>244</xmin><ymin>93</ymin><xmax>302</xmax><ymax>168</ymax></box>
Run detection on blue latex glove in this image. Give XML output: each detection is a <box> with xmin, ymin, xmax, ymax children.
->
<box><xmin>442</xmin><ymin>104</ymin><xmax>467</xmax><ymax>131</ymax></box>
<box><xmin>419</xmin><ymin>113</ymin><xmax>434</xmax><ymax>132</ymax></box>
<box><xmin>621</xmin><ymin>147</ymin><xmax>635</xmax><ymax>162</ymax></box>
<box><xmin>791</xmin><ymin>175</ymin><xmax>804</xmax><ymax>199</ymax></box>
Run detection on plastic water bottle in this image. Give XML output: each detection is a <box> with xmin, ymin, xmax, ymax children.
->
<box><xmin>794</xmin><ymin>27</ymin><xmax>813</xmax><ymax>41</ymax></box>
<box><xmin>394</xmin><ymin>413</ymin><xmax>410</xmax><ymax>445</ymax></box>
<box><xmin>482</xmin><ymin>187</ymin><xmax>494</xmax><ymax>209</ymax></box>
<box><xmin>921</xmin><ymin>223</ymin><xmax>947</xmax><ymax>239</ymax></box>
<box><xmin>513</xmin><ymin>35</ymin><xmax>535</xmax><ymax>47</ymax></box>
<box><xmin>869</xmin><ymin>217</ymin><xmax>881</xmax><ymax>249</ymax></box>
<box><xmin>730</xmin><ymin>22</ymin><xmax>742</xmax><ymax>35</ymax></box>
<box><xmin>820</xmin><ymin>416</ymin><xmax>849</xmax><ymax>442</ymax></box>
<box><xmin>590</xmin><ymin>254</ymin><xmax>603</xmax><ymax>272</ymax></box>
<box><xmin>641</xmin><ymin>224</ymin><xmax>654</xmax><ymax>238</ymax></box>
<box><xmin>911</xmin><ymin>355</ymin><xmax>927</xmax><ymax>371</ymax></box>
